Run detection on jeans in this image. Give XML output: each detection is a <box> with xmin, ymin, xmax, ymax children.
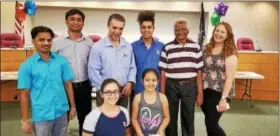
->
<box><xmin>33</xmin><ymin>112</ymin><xmax>68</xmax><ymax>136</ymax></box>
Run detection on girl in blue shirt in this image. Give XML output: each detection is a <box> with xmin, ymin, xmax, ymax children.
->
<box><xmin>82</xmin><ymin>78</ymin><xmax>130</xmax><ymax>136</ymax></box>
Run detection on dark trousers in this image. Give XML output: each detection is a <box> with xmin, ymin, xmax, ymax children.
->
<box><xmin>72</xmin><ymin>80</ymin><xmax>92</xmax><ymax>136</ymax></box>
<box><xmin>96</xmin><ymin>87</ymin><xmax>129</xmax><ymax>109</ymax></box>
<box><xmin>165</xmin><ymin>78</ymin><xmax>197</xmax><ymax>136</ymax></box>
<box><xmin>200</xmin><ymin>88</ymin><xmax>228</xmax><ymax>136</ymax></box>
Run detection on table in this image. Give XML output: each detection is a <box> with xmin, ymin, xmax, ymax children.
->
<box><xmin>1</xmin><ymin>72</ymin><xmax>19</xmax><ymax>101</ymax></box>
<box><xmin>1</xmin><ymin>71</ymin><xmax>18</xmax><ymax>81</ymax></box>
<box><xmin>2</xmin><ymin>71</ymin><xmax>265</xmax><ymax>103</ymax></box>
<box><xmin>1</xmin><ymin>71</ymin><xmax>96</xmax><ymax>98</ymax></box>
<box><xmin>234</xmin><ymin>71</ymin><xmax>265</xmax><ymax>108</ymax></box>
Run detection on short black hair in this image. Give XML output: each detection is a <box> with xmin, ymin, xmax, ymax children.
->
<box><xmin>141</xmin><ymin>68</ymin><xmax>159</xmax><ymax>80</ymax></box>
<box><xmin>100</xmin><ymin>78</ymin><xmax>121</xmax><ymax>92</ymax></box>
<box><xmin>31</xmin><ymin>26</ymin><xmax>54</xmax><ymax>40</ymax></box>
<box><xmin>107</xmin><ymin>13</ymin><xmax>125</xmax><ymax>26</ymax></box>
<box><xmin>65</xmin><ymin>8</ymin><xmax>85</xmax><ymax>21</ymax></box>
<box><xmin>137</xmin><ymin>11</ymin><xmax>155</xmax><ymax>26</ymax></box>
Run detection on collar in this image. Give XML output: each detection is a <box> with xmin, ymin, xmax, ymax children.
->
<box><xmin>173</xmin><ymin>38</ymin><xmax>196</xmax><ymax>45</ymax></box>
<box><xmin>34</xmin><ymin>52</ymin><xmax>56</xmax><ymax>61</ymax></box>
<box><xmin>138</xmin><ymin>36</ymin><xmax>158</xmax><ymax>45</ymax></box>
<box><xmin>104</xmin><ymin>36</ymin><xmax>126</xmax><ymax>48</ymax></box>
<box><xmin>63</xmin><ymin>32</ymin><xmax>87</xmax><ymax>42</ymax></box>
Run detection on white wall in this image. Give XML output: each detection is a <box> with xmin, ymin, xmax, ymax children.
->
<box><xmin>1</xmin><ymin>2</ymin><xmax>33</xmax><ymax>46</ymax></box>
<box><xmin>1</xmin><ymin>1</ymin><xmax>279</xmax><ymax>51</ymax></box>
<box><xmin>214</xmin><ymin>2</ymin><xmax>279</xmax><ymax>51</ymax></box>
<box><xmin>33</xmin><ymin>7</ymin><xmax>208</xmax><ymax>44</ymax></box>
<box><xmin>1</xmin><ymin>2</ymin><xmax>16</xmax><ymax>33</ymax></box>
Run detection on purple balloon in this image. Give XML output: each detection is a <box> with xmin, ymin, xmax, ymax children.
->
<box><xmin>214</xmin><ymin>6</ymin><xmax>219</xmax><ymax>13</ymax></box>
<box><xmin>220</xmin><ymin>5</ymin><xmax>228</xmax><ymax>16</ymax></box>
<box><xmin>214</xmin><ymin>2</ymin><xmax>229</xmax><ymax>16</ymax></box>
<box><xmin>219</xmin><ymin>2</ymin><xmax>225</xmax><ymax>7</ymax></box>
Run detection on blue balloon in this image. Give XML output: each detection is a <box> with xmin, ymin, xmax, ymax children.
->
<box><xmin>24</xmin><ymin>0</ymin><xmax>37</xmax><ymax>16</ymax></box>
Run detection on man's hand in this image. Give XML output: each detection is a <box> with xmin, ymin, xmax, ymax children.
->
<box><xmin>69</xmin><ymin>108</ymin><xmax>77</xmax><ymax>120</ymax></box>
<box><xmin>196</xmin><ymin>92</ymin><xmax>203</xmax><ymax>106</ymax></box>
<box><xmin>21</xmin><ymin>120</ymin><xmax>33</xmax><ymax>134</ymax></box>
<box><xmin>122</xmin><ymin>82</ymin><xmax>132</xmax><ymax>97</ymax></box>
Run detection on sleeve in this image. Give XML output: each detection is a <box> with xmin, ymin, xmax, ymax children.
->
<box><xmin>17</xmin><ymin>62</ymin><xmax>32</xmax><ymax>90</ymax></box>
<box><xmin>88</xmin><ymin>46</ymin><xmax>103</xmax><ymax>90</ymax></box>
<box><xmin>88</xmin><ymin>38</ymin><xmax>94</xmax><ymax>47</ymax></box>
<box><xmin>127</xmin><ymin>48</ymin><xmax>136</xmax><ymax>83</ymax></box>
<box><xmin>51</xmin><ymin>37</ymin><xmax>59</xmax><ymax>53</ymax></box>
<box><xmin>83</xmin><ymin>109</ymin><xmax>101</xmax><ymax>134</ymax></box>
<box><xmin>158</xmin><ymin>46</ymin><xmax>168</xmax><ymax>70</ymax></box>
<box><xmin>61</xmin><ymin>57</ymin><xmax>75</xmax><ymax>82</ymax></box>
<box><xmin>196</xmin><ymin>45</ymin><xmax>203</xmax><ymax>70</ymax></box>
<box><xmin>120</xmin><ymin>106</ymin><xmax>130</xmax><ymax>128</ymax></box>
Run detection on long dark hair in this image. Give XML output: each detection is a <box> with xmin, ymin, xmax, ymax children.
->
<box><xmin>100</xmin><ymin>78</ymin><xmax>121</xmax><ymax>92</ymax></box>
<box><xmin>142</xmin><ymin>68</ymin><xmax>159</xmax><ymax>80</ymax></box>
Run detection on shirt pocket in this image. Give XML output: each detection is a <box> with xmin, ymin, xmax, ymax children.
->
<box><xmin>151</xmin><ymin>53</ymin><xmax>161</xmax><ymax>64</ymax></box>
<box><xmin>58</xmin><ymin>44</ymin><xmax>74</xmax><ymax>59</ymax></box>
<box><xmin>121</xmin><ymin>50</ymin><xmax>131</xmax><ymax>69</ymax></box>
<box><xmin>186</xmin><ymin>52</ymin><xmax>196</xmax><ymax>62</ymax></box>
<box><xmin>31</xmin><ymin>70</ymin><xmax>46</xmax><ymax>91</ymax></box>
<box><xmin>49</xmin><ymin>63</ymin><xmax>64</xmax><ymax>84</ymax></box>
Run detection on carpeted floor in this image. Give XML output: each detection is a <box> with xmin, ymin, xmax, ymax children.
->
<box><xmin>1</xmin><ymin>99</ymin><xmax>278</xmax><ymax>136</ymax></box>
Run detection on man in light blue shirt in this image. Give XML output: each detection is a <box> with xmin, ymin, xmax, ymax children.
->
<box><xmin>132</xmin><ymin>11</ymin><xmax>164</xmax><ymax>94</ymax></box>
<box><xmin>88</xmin><ymin>13</ymin><xmax>136</xmax><ymax>108</ymax></box>
<box><xmin>18</xmin><ymin>26</ymin><xmax>76</xmax><ymax>136</ymax></box>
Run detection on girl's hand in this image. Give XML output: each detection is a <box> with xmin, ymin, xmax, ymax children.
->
<box><xmin>157</xmin><ymin>129</ymin><xmax>165</xmax><ymax>136</ymax></box>
<box><xmin>136</xmin><ymin>133</ymin><xmax>144</xmax><ymax>136</ymax></box>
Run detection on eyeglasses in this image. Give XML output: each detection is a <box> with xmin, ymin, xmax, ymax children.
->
<box><xmin>102</xmin><ymin>91</ymin><xmax>120</xmax><ymax>96</ymax></box>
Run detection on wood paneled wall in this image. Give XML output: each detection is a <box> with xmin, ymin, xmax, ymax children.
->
<box><xmin>1</xmin><ymin>49</ymin><xmax>35</xmax><ymax>102</ymax></box>
<box><xmin>234</xmin><ymin>52</ymin><xmax>279</xmax><ymax>101</ymax></box>
<box><xmin>1</xmin><ymin>50</ymin><xmax>279</xmax><ymax>101</ymax></box>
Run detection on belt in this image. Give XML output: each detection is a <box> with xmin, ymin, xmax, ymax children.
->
<box><xmin>167</xmin><ymin>77</ymin><xmax>196</xmax><ymax>85</ymax></box>
<box><xmin>72</xmin><ymin>80</ymin><xmax>89</xmax><ymax>88</ymax></box>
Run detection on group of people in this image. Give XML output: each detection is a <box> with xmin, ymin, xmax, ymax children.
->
<box><xmin>17</xmin><ymin>8</ymin><xmax>238</xmax><ymax>136</ymax></box>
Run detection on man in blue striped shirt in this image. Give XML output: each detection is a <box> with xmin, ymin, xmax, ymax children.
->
<box><xmin>131</xmin><ymin>11</ymin><xmax>164</xmax><ymax>94</ymax></box>
<box><xmin>88</xmin><ymin>13</ymin><xmax>136</xmax><ymax>108</ymax></box>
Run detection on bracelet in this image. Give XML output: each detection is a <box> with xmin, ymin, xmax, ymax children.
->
<box><xmin>21</xmin><ymin>119</ymin><xmax>31</xmax><ymax>125</ymax></box>
<box><xmin>221</xmin><ymin>95</ymin><xmax>227</xmax><ymax>100</ymax></box>
<box><xmin>71</xmin><ymin>107</ymin><xmax>76</xmax><ymax>111</ymax></box>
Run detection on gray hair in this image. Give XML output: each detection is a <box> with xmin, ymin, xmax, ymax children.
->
<box><xmin>174</xmin><ymin>18</ymin><xmax>190</xmax><ymax>31</ymax></box>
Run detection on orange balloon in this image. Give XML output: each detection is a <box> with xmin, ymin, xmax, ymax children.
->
<box><xmin>15</xmin><ymin>3</ymin><xmax>26</xmax><ymax>23</ymax></box>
